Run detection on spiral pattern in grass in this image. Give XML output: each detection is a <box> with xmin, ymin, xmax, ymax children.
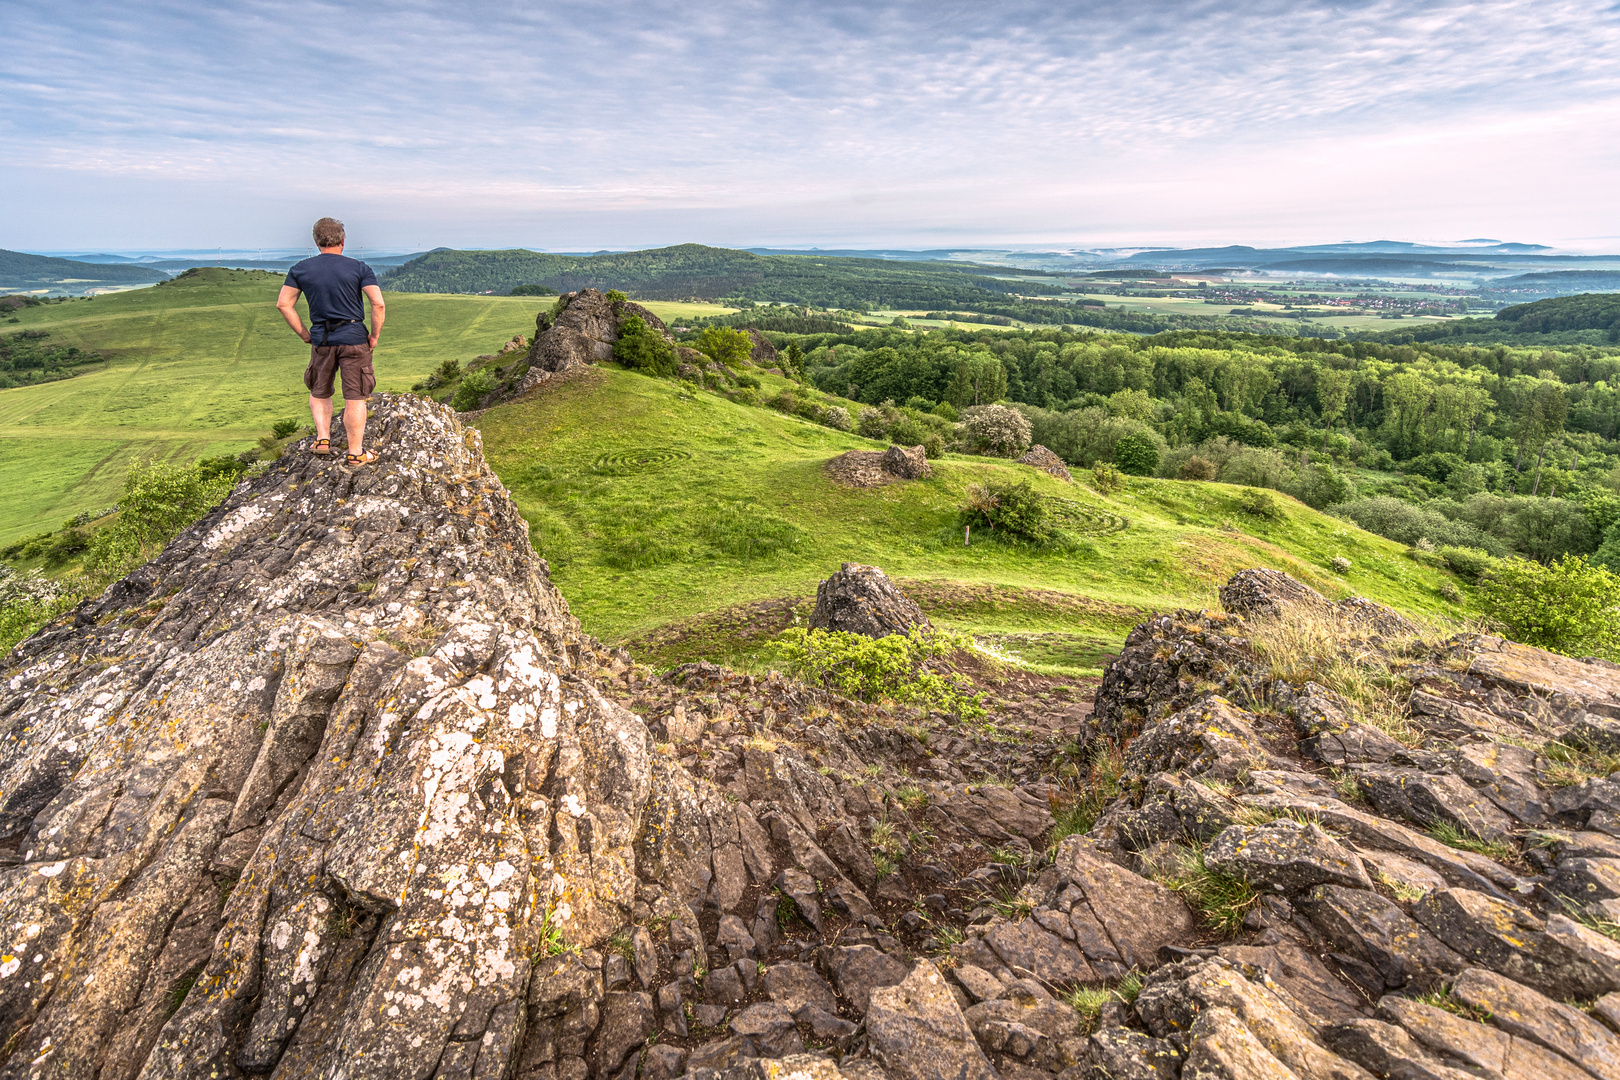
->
<box><xmin>592</xmin><ymin>448</ymin><xmax>694</xmax><ymax>475</ymax></box>
<box><xmin>1046</xmin><ymin>497</ymin><xmax>1129</xmax><ymax>536</ymax></box>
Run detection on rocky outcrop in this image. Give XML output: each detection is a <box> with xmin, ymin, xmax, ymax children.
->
<box><xmin>825</xmin><ymin>447</ymin><xmax>932</xmax><ymax>487</ymax></box>
<box><xmin>19</xmin><ymin>424</ymin><xmax>1620</xmax><ymax>1080</ymax></box>
<box><xmin>745</xmin><ymin>329</ymin><xmax>777</xmax><ymax>368</ymax></box>
<box><xmin>1016</xmin><ymin>445</ymin><xmax>1072</xmax><ymax>482</ymax></box>
<box><xmin>1219</xmin><ymin>566</ymin><xmax>1418</xmax><ymax>636</ymax></box>
<box><xmin>808</xmin><ymin>563</ymin><xmax>932</xmax><ymax>639</ymax></box>
<box><xmin>0</xmin><ymin>395</ymin><xmax>1142</xmax><ymax>1080</ymax></box>
<box><xmin>518</xmin><ymin>288</ymin><xmax>673</xmax><ymax>392</ymax></box>
<box><xmin>1064</xmin><ymin>565</ymin><xmax>1620</xmax><ymax>1080</ymax></box>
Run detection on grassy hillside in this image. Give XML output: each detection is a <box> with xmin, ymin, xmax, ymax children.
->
<box><xmin>1368</xmin><ymin>291</ymin><xmax>1620</xmax><ymax>345</ymax></box>
<box><xmin>477</xmin><ymin>364</ymin><xmax>1464</xmax><ymax>671</ymax></box>
<box><xmin>1</xmin><ymin>248</ymin><xmax>167</xmax><ymax>291</ymax></box>
<box><xmin>0</xmin><ymin>273</ymin><xmax>741</xmax><ymax>544</ymax></box>
<box><xmin>382</xmin><ymin>243</ymin><xmax>1036</xmax><ymax>309</ymax></box>
<box><xmin>0</xmin><ymin>269</ymin><xmax>535</xmax><ymax>542</ymax></box>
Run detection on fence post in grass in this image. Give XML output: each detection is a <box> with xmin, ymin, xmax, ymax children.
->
<box><xmin>964</xmin><ymin>525</ymin><xmax>970</xmax><ymax>547</ymax></box>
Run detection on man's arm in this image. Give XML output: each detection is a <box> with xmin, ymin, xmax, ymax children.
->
<box><xmin>277</xmin><ymin>286</ymin><xmax>311</xmax><ymax>343</ymax></box>
<box><xmin>364</xmin><ymin>284</ymin><xmax>386</xmax><ymax>350</ymax></box>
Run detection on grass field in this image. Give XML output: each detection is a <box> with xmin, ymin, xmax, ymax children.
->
<box><xmin>0</xmin><ymin>269</ymin><xmax>551</xmax><ymax>543</ymax></box>
<box><xmin>3</xmin><ymin>273</ymin><xmax>1468</xmax><ymax>675</ymax></box>
<box><xmin>476</xmin><ymin>363</ymin><xmax>1463</xmax><ymax>669</ymax></box>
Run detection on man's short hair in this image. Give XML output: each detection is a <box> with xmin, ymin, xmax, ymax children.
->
<box><xmin>313</xmin><ymin>217</ymin><xmax>346</xmax><ymax>248</ymax></box>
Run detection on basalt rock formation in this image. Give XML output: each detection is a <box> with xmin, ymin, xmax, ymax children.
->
<box><xmin>517</xmin><ymin>289</ymin><xmax>674</xmax><ymax>393</ymax></box>
<box><xmin>824</xmin><ymin>447</ymin><xmax>931</xmax><ymax>488</ymax></box>
<box><xmin>1070</xmin><ymin>566</ymin><xmax>1620</xmax><ymax>1079</ymax></box>
<box><xmin>1014</xmin><ymin>446</ymin><xmax>1072</xmax><ymax>483</ymax></box>
<box><xmin>0</xmin><ymin>396</ymin><xmax>1101</xmax><ymax>1080</ymax></box>
<box><xmin>12</xmin><ymin>392</ymin><xmax>1620</xmax><ymax>1080</ymax></box>
<box><xmin>808</xmin><ymin>564</ymin><xmax>931</xmax><ymax>640</ymax></box>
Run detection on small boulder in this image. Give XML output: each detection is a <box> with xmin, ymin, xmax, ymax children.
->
<box><xmin>730</xmin><ymin>1001</ymin><xmax>804</xmax><ymax>1058</ymax></box>
<box><xmin>1205</xmin><ymin>818</ymin><xmax>1374</xmax><ymax>893</ymax></box>
<box><xmin>808</xmin><ymin>562</ymin><xmax>931</xmax><ymax>639</ymax></box>
<box><xmin>828</xmin><ymin>944</ymin><xmax>910</xmax><ymax>1014</ymax></box>
<box><xmin>1219</xmin><ymin>568</ymin><xmax>1337</xmax><ymax>621</ymax></box>
<box><xmin>763</xmin><ymin>961</ymin><xmax>837</xmax><ymax>1015</ymax></box>
<box><xmin>1016</xmin><ymin>444</ymin><xmax>1072</xmax><ymax>482</ymax></box>
<box><xmin>866</xmin><ymin>960</ymin><xmax>996</xmax><ymax>1080</ymax></box>
<box><xmin>881</xmin><ymin>444</ymin><xmax>932</xmax><ymax>480</ymax></box>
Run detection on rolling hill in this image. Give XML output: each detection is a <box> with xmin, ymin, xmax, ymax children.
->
<box><xmin>380</xmin><ymin>242</ymin><xmax>1037</xmax><ymax>308</ymax></box>
<box><xmin>1363</xmin><ymin>291</ymin><xmax>1620</xmax><ymax>345</ymax></box>
<box><xmin>0</xmin><ymin>270</ymin><xmax>1464</xmax><ymax>673</ymax></box>
<box><xmin>0</xmin><ymin>248</ymin><xmax>167</xmax><ymax>292</ymax></box>
<box><xmin>473</xmin><ymin>362</ymin><xmax>1463</xmax><ymax>668</ymax></box>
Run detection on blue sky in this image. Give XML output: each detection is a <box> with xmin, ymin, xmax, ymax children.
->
<box><xmin>2</xmin><ymin>0</ymin><xmax>1618</xmax><ymax>252</ymax></box>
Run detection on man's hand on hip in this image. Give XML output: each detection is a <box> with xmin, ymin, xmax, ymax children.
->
<box><xmin>368</xmin><ymin>334</ymin><xmax>380</xmax><ymax>350</ymax></box>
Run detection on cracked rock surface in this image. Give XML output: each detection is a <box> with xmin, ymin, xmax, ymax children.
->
<box><xmin>12</xmin><ymin>393</ymin><xmax>1620</xmax><ymax>1080</ymax></box>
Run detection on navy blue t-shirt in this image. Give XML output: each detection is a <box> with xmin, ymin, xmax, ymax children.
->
<box><xmin>284</xmin><ymin>253</ymin><xmax>378</xmax><ymax>347</ymax></box>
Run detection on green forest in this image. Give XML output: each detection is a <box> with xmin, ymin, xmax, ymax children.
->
<box><xmin>382</xmin><ymin>243</ymin><xmax>1062</xmax><ymax>308</ymax></box>
<box><xmin>1373</xmin><ymin>292</ymin><xmax>1620</xmax><ymax>346</ymax></box>
<box><xmin>721</xmin><ymin>317</ymin><xmax>1620</xmax><ymax>574</ymax></box>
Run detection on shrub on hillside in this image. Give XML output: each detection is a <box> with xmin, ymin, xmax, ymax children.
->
<box><xmin>1294</xmin><ymin>463</ymin><xmax>1354</xmax><ymax>509</ymax></box>
<box><xmin>84</xmin><ymin>459</ymin><xmax>236</xmax><ymax>579</ymax></box>
<box><xmin>1479</xmin><ymin>555</ymin><xmax>1620</xmax><ymax>659</ymax></box>
<box><xmin>1092</xmin><ymin>462</ymin><xmax>1124</xmax><ymax>494</ymax></box>
<box><xmin>1179</xmin><ymin>455</ymin><xmax>1218</xmax><ymax>481</ymax></box>
<box><xmin>0</xmin><ymin>566</ymin><xmax>70</xmax><ymax>653</ymax></box>
<box><xmin>962</xmin><ymin>404</ymin><xmax>1032</xmax><ymax>457</ymax></box>
<box><xmin>1436</xmin><ymin>545</ymin><xmax>1499</xmax><ymax>583</ymax></box>
<box><xmin>961</xmin><ymin>479</ymin><xmax>1051</xmax><ymax>542</ymax></box>
<box><xmin>1238</xmin><ymin>489</ymin><xmax>1284</xmax><ymax>521</ymax></box>
<box><xmin>1018</xmin><ymin>405</ymin><xmax>1155</xmax><ymax>468</ymax></box>
<box><xmin>1112</xmin><ymin>433</ymin><xmax>1160</xmax><ymax>476</ymax></box>
<box><xmin>775</xmin><ymin>626</ymin><xmax>984</xmax><ymax>717</ymax></box>
<box><xmin>613</xmin><ymin>315</ymin><xmax>677</xmax><ymax>376</ymax></box>
<box><xmin>853</xmin><ymin>402</ymin><xmax>950</xmax><ymax>454</ymax></box>
<box><xmin>693</xmin><ymin>325</ymin><xmax>754</xmax><ymax>368</ymax></box>
<box><xmin>1333</xmin><ymin>496</ymin><xmax>1508</xmax><ymax>556</ymax></box>
<box><xmin>451</xmin><ymin>369</ymin><xmax>496</xmax><ymax>411</ymax></box>
<box><xmin>822</xmin><ymin>406</ymin><xmax>852</xmax><ymax>431</ymax></box>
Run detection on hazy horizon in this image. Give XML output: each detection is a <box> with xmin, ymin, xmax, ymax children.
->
<box><xmin>3</xmin><ymin>1</ymin><xmax>1617</xmax><ymax>252</ymax></box>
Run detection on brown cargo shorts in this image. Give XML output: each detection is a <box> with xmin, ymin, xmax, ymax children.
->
<box><xmin>304</xmin><ymin>344</ymin><xmax>376</xmax><ymax>401</ymax></box>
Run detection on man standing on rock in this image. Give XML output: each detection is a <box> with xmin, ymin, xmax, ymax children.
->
<box><xmin>276</xmin><ymin>216</ymin><xmax>385</xmax><ymax>466</ymax></box>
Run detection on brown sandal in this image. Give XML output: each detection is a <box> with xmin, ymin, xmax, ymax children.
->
<box><xmin>345</xmin><ymin>450</ymin><xmax>377</xmax><ymax>467</ymax></box>
<box><xmin>311</xmin><ymin>437</ymin><xmax>331</xmax><ymax>455</ymax></box>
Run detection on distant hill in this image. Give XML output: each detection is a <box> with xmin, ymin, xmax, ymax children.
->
<box><xmin>0</xmin><ymin>249</ymin><xmax>167</xmax><ymax>290</ymax></box>
<box><xmin>1360</xmin><ymin>291</ymin><xmax>1620</xmax><ymax>345</ymax></box>
<box><xmin>380</xmin><ymin>242</ymin><xmax>1033</xmax><ymax>309</ymax></box>
<box><xmin>1487</xmin><ymin>270</ymin><xmax>1620</xmax><ymax>298</ymax></box>
<box><xmin>1496</xmin><ymin>293</ymin><xmax>1620</xmax><ymax>334</ymax></box>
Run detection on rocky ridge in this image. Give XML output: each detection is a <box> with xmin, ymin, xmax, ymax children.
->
<box><xmin>8</xmin><ymin>396</ymin><xmax>1620</xmax><ymax>1080</ymax></box>
<box><xmin>0</xmin><ymin>397</ymin><xmax>1085</xmax><ymax>1080</ymax></box>
<box><xmin>516</xmin><ymin>288</ymin><xmax>675</xmax><ymax>394</ymax></box>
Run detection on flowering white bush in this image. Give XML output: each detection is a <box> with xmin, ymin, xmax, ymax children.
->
<box><xmin>962</xmin><ymin>404</ymin><xmax>1032</xmax><ymax>457</ymax></box>
<box><xmin>822</xmin><ymin>406</ymin><xmax>852</xmax><ymax>431</ymax></box>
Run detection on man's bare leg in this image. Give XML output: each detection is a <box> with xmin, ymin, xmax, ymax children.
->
<box><xmin>309</xmin><ymin>395</ymin><xmax>333</xmax><ymax>441</ymax></box>
<box><xmin>342</xmin><ymin>398</ymin><xmax>367</xmax><ymax>455</ymax></box>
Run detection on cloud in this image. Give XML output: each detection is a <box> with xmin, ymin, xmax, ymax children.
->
<box><xmin>1</xmin><ymin>0</ymin><xmax>1616</xmax><ymax>248</ymax></box>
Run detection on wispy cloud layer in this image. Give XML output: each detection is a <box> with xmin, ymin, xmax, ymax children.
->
<box><xmin>2</xmin><ymin>0</ymin><xmax>1617</xmax><ymax>248</ymax></box>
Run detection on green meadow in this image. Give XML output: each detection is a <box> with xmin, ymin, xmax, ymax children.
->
<box><xmin>477</xmin><ymin>364</ymin><xmax>1461</xmax><ymax>670</ymax></box>
<box><xmin>0</xmin><ymin>270</ymin><xmax>736</xmax><ymax>544</ymax></box>
<box><xmin>3</xmin><ymin>273</ymin><xmax>1464</xmax><ymax>672</ymax></box>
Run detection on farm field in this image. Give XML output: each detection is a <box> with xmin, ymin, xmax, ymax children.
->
<box><xmin>0</xmin><ymin>269</ymin><xmax>554</xmax><ymax>542</ymax></box>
